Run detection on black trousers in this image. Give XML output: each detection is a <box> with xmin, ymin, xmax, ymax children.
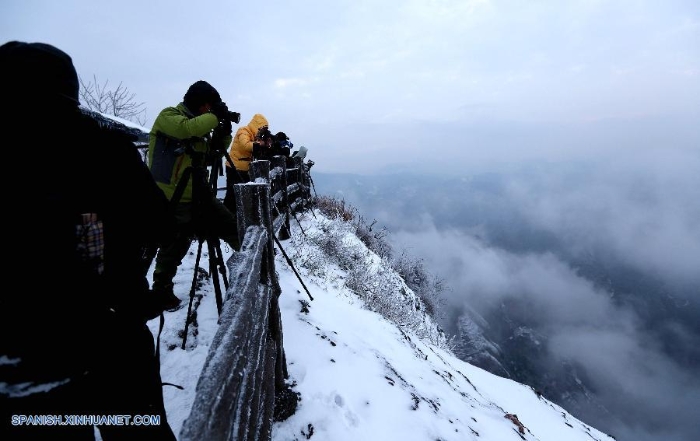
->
<box><xmin>223</xmin><ymin>166</ymin><xmax>251</xmax><ymax>214</ymax></box>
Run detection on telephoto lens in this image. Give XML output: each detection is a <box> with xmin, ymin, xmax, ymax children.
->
<box><xmin>228</xmin><ymin>111</ymin><xmax>241</xmax><ymax>124</ymax></box>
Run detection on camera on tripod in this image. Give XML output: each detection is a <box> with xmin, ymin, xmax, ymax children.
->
<box><xmin>256</xmin><ymin>125</ymin><xmax>274</xmax><ymax>143</ymax></box>
<box><xmin>255</xmin><ymin>126</ymin><xmax>293</xmax><ymax>159</ymax></box>
<box><xmin>222</xmin><ymin>110</ymin><xmax>241</xmax><ymax>125</ymax></box>
<box><xmin>274</xmin><ymin>132</ymin><xmax>293</xmax><ymax>151</ymax></box>
<box><xmin>211</xmin><ymin>101</ymin><xmax>241</xmax><ymax>125</ymax></box>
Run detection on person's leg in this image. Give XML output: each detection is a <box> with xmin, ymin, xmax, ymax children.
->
<box><xmin>223</xmin><ymin>167</ymin><xmax>250</xmax><ymax>214</ymax></box>
<box><xmin>223</xmin><ymin>166</ymin><xmax>237</xmax><ymax>213</ymax></box>
<box><xmin>95</xmin><ymin>321</ymin><xmax>176</xmax><ymax>441</ymax></box>
<box><xmin>238</xmin><ymin>169</ymin><xmax>251</xmax><ymax>184</ymax></box>
<box><xmin>207</xmin><ymin>197</ymin><xmax>241</xmax><ymax>252</ymax></box>
<box><xmin>152</xmin><ymin>233</ymin><xmax>191</xmax><ymax>290</ymax></box>
<box><xmin>152</xmin><ymin>203</ymin><xmax>194</xmax><ymax>308</ymax></box>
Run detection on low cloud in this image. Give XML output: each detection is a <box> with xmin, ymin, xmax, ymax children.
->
<box><xmin>348</xmin><ymin>155</ymin><xmax>700</xmax><ymax>441</ymax></box>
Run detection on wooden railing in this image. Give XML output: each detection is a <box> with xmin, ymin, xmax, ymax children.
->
<box><xmin>179</xmin><ymin>155</ymin><xmax>312</xmax><ymax>441</ymax></box>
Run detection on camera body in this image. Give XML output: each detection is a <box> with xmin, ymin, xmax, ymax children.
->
<box><xmin>224</xmin><ymin>111</ymin><xmax>241</xmax><ymax>125</ymax></box>
<box><xmin>211</xmin><ymin>101</ymin><xmax>240</xmax><ymax>125</ymax></box>
<box><xmin>255</xmin><ymin>127</ymin><xmax>293</xmax><ymax>159</ymax></box>
<box><xmin>256</xmin><ymin>125</ymin><xmax>274</xmax><ymax>143</ymax></box>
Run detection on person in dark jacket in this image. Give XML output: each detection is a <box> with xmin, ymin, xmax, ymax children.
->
<box><xmin>147</xmin><ymin>81</ymin><xmax>241</xmax><ymax>302</ymax></box>
<box><xmin>0</xmin><ymin>41</ymin><xmax>176</xmax><ymax>440</ymax></box>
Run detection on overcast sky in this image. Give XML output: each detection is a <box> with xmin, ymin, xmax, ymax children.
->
<box><xmin>2</xmin><ymin>0</ymin><xmax>698</xmax><ymax>173</ymax></box>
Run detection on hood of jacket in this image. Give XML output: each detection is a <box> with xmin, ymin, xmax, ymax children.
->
<box><xmin>227</xmin><ymin>113</ymin><xmax>269</xmax><ymax>172</ymax></box>
<box><xmin>248</xmin><ymin>113</ymin><xmax>269</xmax><ymax>136</ymax></box>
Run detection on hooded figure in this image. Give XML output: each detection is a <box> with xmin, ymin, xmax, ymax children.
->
<box><xmin>222</xmin><ymin>113</ymin><xmax>270</xmax><ymax>212</ymax></box>
<box><xmin>183</xmin><ymin>80</ymin><xmax>221</xmax><ymax>114</ymax></box>
<box><xmin>147</xmin><ymin>80</ymin><xmax>240</xmax><ymax>303</ymax></box>
<box><xmin>0</xmin><ymin>40</ymin><xmax>80</xmax><ymax>110</ymax></box>
<box><xmin>227</xmin><ymin>113</ymin><xmax>269</xmax><ymax>172</ymax></box>
<box><xmin>0</xmin><ymin>41</ymin><xmax>176</xmax><ymax>440</ymax></box>
<box><xmin>147</xmin><ymin>80</ymin><xmax>229</xmax><ymax>202</ymax></box>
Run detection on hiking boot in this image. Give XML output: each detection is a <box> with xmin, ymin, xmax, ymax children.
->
<box><xmin>163</xmin><ymin>293</ymin><xmax>182</xmax><ymax>312</ymax></box>
<box><xmin>161</xmin><ymin>291</ymin><xmax>182</xmax><ymax>312</ymax></box>
<box><xmin>152</xmin><ymin>286</ymin><xmax>182</xmax><ymax>312</ymax></box>
<box><xmin>141</xmin><ymin>288</ymin><xmax>178</xmax><ymax>321</ymax></box>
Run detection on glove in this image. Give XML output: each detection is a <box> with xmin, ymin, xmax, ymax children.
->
<box><xmin>211</xmin><ymin>101</ymin><xmax>230</xmax><ymax>123</ymax></box>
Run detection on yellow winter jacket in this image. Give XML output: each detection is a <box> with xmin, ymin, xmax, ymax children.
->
<box><xmin>227</xmin><ymin>113</ymin><xmax>269</xmax><ymax>172</ymax></box>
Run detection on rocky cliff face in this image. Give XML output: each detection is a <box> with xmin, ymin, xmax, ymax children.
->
<box><xmin>451</xmin><ymin>283</ymin><xmax>617</xmax><ymax>435</ymax></box>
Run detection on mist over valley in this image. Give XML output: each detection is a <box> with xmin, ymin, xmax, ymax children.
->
<box><xmin>313</xmin><ymin>157</ymin><xmax>700</xmax><ymax>441</ymax></box>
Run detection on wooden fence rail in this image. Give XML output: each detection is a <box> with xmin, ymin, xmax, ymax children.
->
<box><xmin>180</xmin><ymin>156</ymin><xmax>311</xmax><ymax>441</ymax></box>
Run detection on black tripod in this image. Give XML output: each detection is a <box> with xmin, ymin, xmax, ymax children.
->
<box><xmin>173</xmin><ymin>130</ymin><xmax>237</xmax><ymax>349</ymax></box>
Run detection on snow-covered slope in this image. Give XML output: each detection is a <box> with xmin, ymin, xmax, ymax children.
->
<box><xmin>148</xmin><ymin>208</ymin><xmax>615</xmax><ymax>441</ymax></box>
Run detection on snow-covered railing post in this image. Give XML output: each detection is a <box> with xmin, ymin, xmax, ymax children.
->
<box><xmin>249</xmin><ymin>158</ymin><xmax>270</xmax><ymax>183</ymax></box>
<box><xmin>179</xmin><ymin>157</ymin><xmax>298</xmax><ymax>441</ymax></box>
<box><xmin>270</xmin><ymin>156</ymin><xmax>291</xmax><ymax>240</ymax></box>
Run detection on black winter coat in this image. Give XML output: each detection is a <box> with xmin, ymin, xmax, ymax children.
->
<box><xmin>1</xmin><ymin>109</ymin><xmax>173</xmax><ymax>392</ymax></box>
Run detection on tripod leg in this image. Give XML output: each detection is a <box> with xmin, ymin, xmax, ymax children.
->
<box><xmin>182</xmin><ymin>239</ymin><xmax>204</xmax><ymax>350</ymax></box>
<box><xmin>206</xmin><ymin>238</ymin><xmax>225</xmax><ymax>316</ymax></box>
<box><xmin>213</xmin><ymin>239</ymin><xmax>229</xmax><ymax>291</ymax></box>
<box><xmin>274</xmin><ymin>234</ymin><xmax>314</xmax><ymax>301</ymax></box>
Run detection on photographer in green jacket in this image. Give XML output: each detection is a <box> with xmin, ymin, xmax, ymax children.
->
<box><xmin>147</xmin><ymin>80</ymin><xmax>241</xmax><ymax>307</ymax></box>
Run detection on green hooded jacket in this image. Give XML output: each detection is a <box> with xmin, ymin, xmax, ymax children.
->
<box><xmin>147</xmin><ymin>103</ymin><xmax>232</xmax><ymax>202</ymax></box>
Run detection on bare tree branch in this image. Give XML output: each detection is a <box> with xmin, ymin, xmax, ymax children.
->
<box><xmin>78</xmin><ymin>75</ymin><xmax>147</xmax><ymax>126</ymax></box>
